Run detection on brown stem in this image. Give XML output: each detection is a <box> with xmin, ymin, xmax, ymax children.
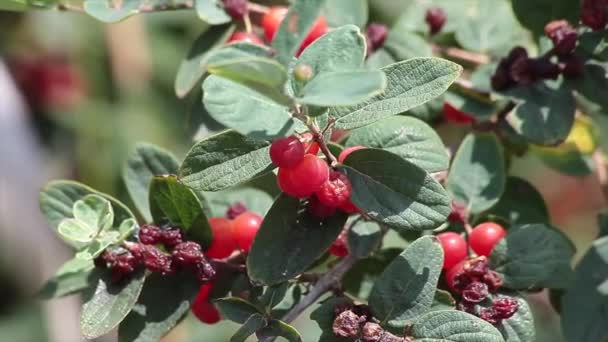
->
<box><xmin>311</xmin><ymin>120</ymin><xmax>338</xmax><ymax>167</ymax></box>
<box><xmin>433</xmin><ymin>45</ymin><xmax>491</xmax><ymax>65</ymax></box>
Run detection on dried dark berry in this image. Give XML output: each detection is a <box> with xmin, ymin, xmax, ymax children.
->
<box><xmin>479</xmin><ymin>307</ymin><xmax>500</xmax><ymax>325</ymax></box>
<box><xmin>425</xmin><ymin>7</ymin><xmax>446</xmax><ymax>35</ymax></box>
<box><xmin>491</xmin><ymin>47</ymin><xmax>528</xmax><ymax>90</ymax></box>
<box><xmin>530</xmin><ymin>59</ymin><xmax>561</xmax><ymax>80</ymax></box>
<box><xmin>223</xmin><ymin>0</ymin><xmax>248</xmax><ymax>21</ymax></box>
<box><xmin>544</xmin><ymin>20</ymin><xmax>578</xmax><ymax>55</ymax></box>
<box><xmin>196</xmin><ymin>261</ymin><xmax>216</xmax><ymax>282</ymax></box>
<box><xmin>142</xmin><ymin>245</ymin><xmax>173</xmax><ymax>275</ymax></box>
<box><xmin>333</xmin><ymin>302</ymin><xmax>354</xmax><ymax>316</ymax></box>
<box><xmin>581</xmin><ymin>0</ymin><xmax>608</xmax><ymax>31</ymax></box>
<box><xmin>492</xmin><ymin>297</ymin><xmax>519</xmax><ymax>319</ymax></box>
<box><xmin>462</xmin><ymin>282</ymin><xmax>489</xmax><ymax>303</ymax></box>
<box><xmin>483</xmin><ymin>270</ymin><xmax>504</xmax><ymax>292</ymax></box>
<box><xmin>226</xmin><ymin>202</ymin><xmax>247</xmax><ymax>219</ymax></box>
<box><xmin>172</xmin><ymin>241</ymin><xmax>204</xmax><ymax>266</ymax></box>
<box><xmin>361</xmin><ymin>322</ymin><xmax>383</xmax><ymax>341</ymax></box>
<box><xmin>464</xmin><ymin>257</ymin><xmax>490</xmax><ymax>278</ymax></box>
<box><xmin>559</xmin><ymin>55</ymin><xmax>584</xmax><ymax>78</ymax></box>
<box><xmin>456</xmin><ymin>301</ymin><xmax>475</xmax><ymax>313</ymax></box>
<box><xmin>160</xmin><ymin>228</ymin><xmax>183</xmax><ymax>248</ymax></box>
<box><xmin>139</xmin><ymin>224</ymin><xmax>162</xmax><ymax>245</ymax></box>
<box><xmin>366</xmin><ymin>23</ymin><xmax>389</xmax><ymax>53</ymax></box>
<box><xmin>332</xmin><ymin>310</ymin><xmax>362</xmax><ymax>338</ymax></box>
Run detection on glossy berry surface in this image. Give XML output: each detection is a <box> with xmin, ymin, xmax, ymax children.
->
<box><xmin>279</xmin><ymin>155</ymin><xmax>329</xmax><ymax>198</ymax></box>
<box><xmin>206</xmin><ymin>217</ymin><xmax>237</xmax><ymax>259</ymax></box>
<box><xmin>233</xmin><ymin>212</ymin><xmax>262</xmax><ymax>252</ymax></box>
<box><xmin>192</xmin><ymin>284</ymin><xmax>221</xmax><ymax>324</ymax></box>
<box><xmin>270</xmin><ymin>136</ymin><xmax>305</xmax><ymax>168</ymax></box>
<box><xmin>469</xmin><ymin>222</ymin><xmax>506</xmax><ymax>257</ymax></box>
<box><xmin>436</xmin><ymin>232</ymin><xmax>468</xmax><ymax>269</ymax></box>
<box><xmin>262</xmin><ymin>7</ymin><xmax>288</xmax><ymax>41</ymax></box>
<box><xmin>278</xmin><ymin>168</ymin><xmax>311</xmax><ymax>198</ymax></box>
<box><xmin>297</xmin><ymin>16</ymin><xmax>328</xmax><ymax>54</ymax></box>
<box><xmin>316</xmin><ymin>171</ymin><xmax>352</xmax><ymax>207</ymax></box>
<box><xmin>227</xmin><ymin>31</ymin><xmax>264</xmax><ymax>45</ymax></box>
<box><xmin>307</xmin><ymin>196</ymin><xmax>337</xmax><ymax>218</ymax></box>
<box><xmin>338</xmin><ymin>146</ymin><xmax>365</xmax><ymax>163</ymax></box>
<box><xmin>443</xmin><ymin>103</ymin><xmax>474</xmax><ymax>124</ymax></box>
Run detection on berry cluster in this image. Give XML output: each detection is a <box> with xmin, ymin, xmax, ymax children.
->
<box><xmin>446</xmin><ymin>257</ymin><xmax>519</xmax><ymax>325</ymax></box>
<box><xmin>271</xmin><ymin>135</ymin><xmax>363</xmax><ymax>218</ymax></box>
<box><xmin>331</xmin><ymin>304</ymin><xmax>403</xmax><ymax>341</ymax></box>
<box><xmin>207</xmin><ymin>209</ymin><xmax>262</xmax><ymax>259</ymax></box>
<box><xmin>96</xmin><ymin>225</ymin><xmax>215</xmax><ymax>283</ymax></box>
<box><xmin>437</xmin><ymin>222</ymin><xmax>506</xmax><ymax>270</ymax></box>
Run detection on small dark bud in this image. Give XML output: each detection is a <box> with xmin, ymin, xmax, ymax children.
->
<box><xmin>447</xmin><ymin>201</ymin><xmax>468</xmax><ymax>223</ymax></box>
<box><xmin>530</xmin><ymin>59</ymin><xmax>561</xmax><ymax>80</ymax></box>
<box><xmin>366</xmin><ymin>23</ymin><xmax>389</xmax><ymax>53</ymax></box>
<box><xmin>226</xmin><ymin>202</ymin><xmax>247</xmax><ymax>219</ymax></box>
<box><xmin>510</xmin><ymin>58</ymin><xmax>537</xmax><ymax>85</ymax></box>
<box><xmin>559</xmin><ymin>55</ymin><xmax>585</xmax><ymax>78</ymax></box>
<box><xmin>544</xmin><ymin>20</ymin><xmax>578</xmax><ymax>55</ymax></box>
<box><xmin>491</xmin><ymin>47</ymin><xmax>528</xmax><ymax>90</ymax></box>
<box><xmin>332</xmin><ymin>310</ymin><xmax>363</xmax><ymax>338</ymax></box>
<box><xmin>461</xmin><ymin>282</ymin><xmax>489</xmax><ymax>303</ymax></box>
<box><xmin>222</xmin><ymin>0</ymin><xmax>248</xmax><ymax>21</ymax></box>
<box><xmin>333</xmin><ymin>302</ymin><xmax>354</xmax><ymax>316</ymax></box>
<box><xmin>425</xmin><ymin>8</ymin><xmax>447</xmax><ymax>35</ymax></box>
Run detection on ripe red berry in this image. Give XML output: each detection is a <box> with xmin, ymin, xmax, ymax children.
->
<box><xmin>206</xmin><ymin>217</ymin><xmax>237</xmax><ymax>259</ymax></box>
<box><xmin>436</xmin><ymin>232</ymin><xmax>468</xmax><ymax>270</ymax></box>
<box><xmin>279</xmin><ymin>155</ymin><xmax>329</xmax><ymax>198</ymax></box>
<box><xmin>329</xmin><ymin>230</ymin><xmax>349</xmax><ymax>257</ymax></box>
<box><xmin>297</xmin><ymin>16</ymin><xmax>328</xmax><ymax>54</ymax></box>
<box><xmin>469</xmin><ymin>222</ymin><xmax>506</xmax><ymax>257</ymax></box>
<box><xmin>300</xmin><ymin>132</ymin><xmax>320</xmax><ymax>155</ymax></box>
<box><xmin>270</xmin><ymin>136</ymin><xmax>305</xmax><ymax>169</ymax></box>
<box><xmin>227</xmin><ymin>31</ymin><xmax>264</xmax><ymax>45</ymax></box>
<box><xmin>192</xmin><ymin>284</ymin><xmax>221</xmax><ymax>324</ymax></box>
<box><xmin>262</xmin><ymin>7</ymin><xmax>288</xmax><ymax>41</ymax></box>
<box><xmin>233</xmin><ymin>212</ymin><xmax>262</xmax><ymax>252</ymax></box>
<box><xmin>307</xmin><ymin>196</ymin><xmax>337</xmax><ymax>218</ymax></box>
<box><xmin>339</xmin><ymin>199</ymin><xmax>360</xmax><ymax>215</ymax></box>
<box><xmin>443</xmin><ymin>103</ymin><xmax>474</xmax><ymax>124</ymax></box>
<box><xmin>316</xmin><ymin>171</ymin><xmax>352</xmax><ymax>207</ymax></box>
<box><xmin>338</xmin><ymin>146</ymin><xmax>365</xmax><ymax>163</ymax></box>
<box><xmin>425</xmin><ymin>7</ymin><xmax>447</xmax><ymax>35</ymax></box>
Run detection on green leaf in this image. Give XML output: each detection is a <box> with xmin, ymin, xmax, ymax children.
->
<box><xmin>498</xmin><ymin>293</ymin><xmax>535</xmax><ymax>342</ymax></box>
<box><xmin>578</xmin><ymin>29</ymin><xmax>608</xmax><ymax>61</ymax></box>
<box><xmin>347</xmin><ymin>220</ymin><xmax>382</xmax><ymax>258</ymax></box>
<box><xmin>430</xmin><ymin>290</ymin><xmax>456</xmax><ymax>312</ymax></box>
<box><xmin>343</xmin><ymin>248</ymin><xmax>401</xmax><ymax>300</ymax></box>
<box><xmin>568</xmin><ymin>63</ymin><xmax>608</xmax><ymax>114</ymax></box>
<box><xmin>230</xmin><ymin>313</ymin><xmax>267</xmax><ymax>342</ymax></box>
<box><xmin>260</xmin><ymin>283</ymin><xmax>289</xmax><ymax>310</ymax></box>
<box><xmin>487</xmin><ymin>177</ymin><xmax>549</xmax><ymax>225</ymax></box>
<box><xmin>39</xmin><ymin>258</ymin><xmax>98</xmax><ymax>299</ymax></box>
<box><xmin>118</xmin><ymin>273</ymin><xmax>200</xmax><ymax>342</ymax></box>
<box><xmin>310</xmin><ymin>297</ymin><xmax>353</xmax><ymax>342</ymax></box>
<box><xmin>512</xmin><ymin>0</ymin><xmax>580</xmax><ymax>36</ymax></box>
<box><xmin>366</xmin><ymin>48</ymin><xmax>397</xmax><ymax>69</ymax></box>
<box><xmin>179</xmin><ymin>130</ymin><xmax>274</xmax><ymax>192</ymax></box>
<box><xmin>446</xmin><ymin>133</ymin><xmax>506</xmax><ymax>214</ymax></box>
<box><xmin>561</xmin><ymin>218</ymin><xmax>608</xmax><ymax>342</ymax></box>
<box><xmin>174</xmin><ymin>24</ymin><xmax>234</xmax><ymax>98</ymax></box>
<box><xmin>58</xmin><ymin>219</ymin><xmax>99</xmax><ymax>245</ymax></box>
<box><xmin>40</xmin><ymin>180</ymin><xmax>135</xmax><ymax>249</ymax></box>
<box><xmin>202</xmin><ymin>76</ymin><xmax>301</xmax><ymax>140</ymax></box>
<box><xmin>149</xmin><ymin>175</ymin><xmax>211</xmax><ymax>246</ymax></box>
<box><xmin>346</xmin><ymin>115</ymin><xmax>448</xmax><ymax>173</ymax></box>
<box><xmin>410</xmin><ymin>310</ymin><xmax>504</xmax><ymax>341</ymax></box>
<box><xmin>503</xmin><ymin>81</ymin><xmax>576</xmax><ymax>146</ymax></box>
<box><xmin>81</xmin><ymin>270</ymin><xmax>146</xmax><ymax>339</ymax></box>
<box><xmin>123</xmin><ymin>143</ymin><xmax>180</xmax><ymax>222</ymax></box>
<box><xmin>195</xmin><ymin>0</ymin><xmax>231</xmax><ymax>25</ymax></box>
<box><xmin>73</xmin><ymin>194</ymin><xmax>114</xmax><ymax>232</ymax></box>
<box><xmin>490</xmin><ymin>223</ymin><xmax>575</xmax><ymax>290</ymax></box>
<box><xmin>369</xmin><ymin>236</ymin><xmax>443</xmax><ymax>327</ymax></box>
<box><xmin>215</xmin><ymin>297</ymin><xmax>263</xmax><ymax>324</ymax></box>
<box><xmin>296</xmin><ymin>70</ymin><xmax>387</xmax><ymax>106</ymax></box>
<box><xmin>0</xmin><ymin>0</ymin><xmax>27</xmax><ymax>11</ymax></box>
<box><xmin>83</xmin><ymin>0</ymin><xmax>139</xmax><ymax>22</ymax></box>
<box><xmin>272</xmin><ymin>0</ymin><xmax>327</xmax><ymax>65</ymax></box>
<box><xmin>258</xmin><ymin>320</ymin><xmax>302</xmax><ymax>342</ymax></box>
<box><xmin>205</xmin><ymin>186</ymin><xmax>274</xmax><ymax>217</ymax></box>
<box><xmin>322</xmin><ymin>0</ymin><xmax>368</xmax><ymax>28</ymax></box>
<box><xmin>208</xmin><ymin>56</ymin><xmax>287</xmax><ymax>89</ymax></box>
<box><xmin>248</xmin><ymin>194</ymin><xmax>348</xmax><ymax>285</ymax></box>
<box><xmin>384</xmin><ymin>30</ymin><xmax>432</xmax><ymax>61</ymax></box>
<box><xmin>444</xmin><ymin>90</ymin><xmax>497</xmax><ymax>122</ymax></box>
<box><xmin>331</xmin><ymin>58</ymin><xmax>462</xmax><ymax>129</ymax></box>
<box><xmin>338</xmin><ymin>149</ymin><xmax>451</xmax><ymax>232</ymax></box>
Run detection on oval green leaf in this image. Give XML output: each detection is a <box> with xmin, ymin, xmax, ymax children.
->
<box><xmin>410</xmin><ymin>310</ymin><xmax>504</xmax><ymax>342</ymax></box>
<box><xmin>296</xmin><ymin>70</ymin><xmax>387</xmax><ymax>107</ymax></box>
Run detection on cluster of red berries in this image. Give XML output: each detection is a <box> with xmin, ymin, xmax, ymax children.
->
<box><xmin>207</xmin><ymin>205</ymin><xmax>263</xmax><ymax>259</ymax></box>
<box><xmin>425</xmin><ymin>7</ymin><xmax>447</xmax><ymax>36</ymax></box>
<box><xmin>270</xmin><ymin>135</ymin><xmax>365</xmax><ymax>218</ymax></box>
<box><xmin>226</xmin><ymin>2</ymin><xmax>327</xmax><ymax>56</ymax></box>
<box><xmin>437</xmin><ymin>222</ymin><xmax>506</xmax><ymax>270</ymax></box>
<box><xmin>96</xmin><ymin>225</ymin><xmax>215</xmax><ymax>283</ymax></box>
<box><xmin>581</xmin><ymin>0</ymin><xmax>608</xmax><ymax>31</ymax></box>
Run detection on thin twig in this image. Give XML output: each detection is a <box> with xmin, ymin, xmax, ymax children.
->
<box><xmin>433</xmin><ymin>44</ymin><xmax>491</xmax><ymax>65</ymax></box>
<box><xmin>248</xmin><ymin>2</ymin><xmax>270</xmax><ymax>14</ymax></box>
<box><xmin>311</xmin><ymin>120</ymin><xmax>339</xmax><ymax>167</ymax></box>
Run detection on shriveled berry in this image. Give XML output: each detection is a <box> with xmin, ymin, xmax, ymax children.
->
<box><xmin>491</xmin><ymin>47</ymin><xmax>528</xmax><ymax>90</ymax></box>
<box><xmin>172</xmin><ymin>241</ymin><xmax>204</xmax><ymax>266</ymax></box>
<box><xmin>262</xmin><ymin>7</ymin><xmax>288</xmax><ymax>41</ymax></box>
<box><xmin>559</xmin><ymin>55</ymin><xmax>584</xmax><ymax>78</ymax></box>
<box><xmin>139</xmin><ymin>224</ymin><xmax>162</xmax><ymax>245</ymax></box>
<box><xmin>332</xmin><ymin>310</ymin><xmax>362</xmax><ymax>338</ymax></box>
<box><xmin>233</xmin><ymin>212</ymin><xmax>262</xmax><ymax>252</ymax></box>
<box><xmin>338</xmin><ymin>146</ymin><xmax>366</xmax><ymax>163</ymax></box>
<box><xmin>479</xmin><ymin>308</ymin><xmax>499</xmax><ymax>325</ymax></box>
<box><xmin>464</xmin><ymin>256</ymin><xmax>490</xmax><ymax>277</ymax></box>
<box><xmin>283</xmin><ymin>155</ymin><xmax>330</xmax><ymax>198</ymax></box>
<box><xmin>227</xmin><ymin>31</ymin><xmax>264</xmax><ymax>45</ymax></box>
<box><xmin>443</xmin><ymin>103</ymin><xmax>474</xmax><ymax>124</ymax></box>
<box><xmin>492</xmin><ymin>297</ymin><xmax>519</xmax><ymax>319</ymax></box>
<box><xmin>483</xmin><ymin>270</ymin><xmax>504</xmax><ymax>292</ymax></box>
<box><xmin>308</xmin><ymin>196</ymin><xmax>337</xmax><ymax>218</ymax></box>
<box><xmin>425</xmin><ymin>7</ymin><xmax>447</xmax><ymax>35</ymax></box>
<box><xmin>360</xmin><ymin>322</ymin><xmax>384</xmax><ymax>341</ymax></box>
<box><xmin>222</xmin><ymin>0</ymin><xmax>248</xmax><ymax>21</ymax></box>
<box><xmin>316</xmin><ymin>171</ymin><xmax>352</xmax><ymax>208</ymax></box>
<box><xmin>436</xmin><ymin>232</ymin><xmax>468</xmax><ymax>270</ymax></box>
<box><xmin>329</xmin><ymin>229</ymin><xmax>349</xmax><ymax>257</ymax></box>
<box><xmin>461</xmin><ymin>282</ymin><xmax>489</xmax><ymax>303</ymax></box>
<box><xmin>366</xmin><ymin>23</ymin><xmax>389</xmax><ymax>53</ymax></box>
<box><xmin>206</xmin><ymin>217</ymin><xmax>237</xmax><ymax>259</ymax></box>
<box><xmin>226</xmin><ymin>202</ymin><xmax>247</xmax><ymax>219</ymax></box>
<box><xmin>581</xmin><ymin>0</ymin><xmax>607</xmax><ymax>31</ymax></box>
<box><xmin>445</xmin><ymin>260</ymin><xmax>470</xmax><ymax>292</ymax></box>
<box><xmin>270</xmin><ymin>136</ymin><xmax>305</xmax><ymax>169</ymax></box>
<box><xmin>196</xmin><ymin>260</ymin><xmax>216</xmax><ymax>282</ymax></box>
<box><xmin>142</xmin><ymin>245</ymin><xmax>173</xmax><ymax>275</ymax></box>
<box><xmin>544</xmin><ymin>20</ymin><xmax>578</xmax><ymax>55</ymax></box>
<box><xmin>160</xmin><ymin>228</ymin><xmax>183</xmax><ymax>248</ymax></box>
<box><xmin>469</xmin><ymin>222</ymin><xmax>506</xmax><ymax>257</ymax></box>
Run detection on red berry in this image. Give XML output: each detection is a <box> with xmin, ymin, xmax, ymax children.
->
<box><xmin>581</xmin><ymin>0</ymin><xmax>607</xmax><ymax>31</ymax></box>
<box><xmin>308</xmin><ymin>196</ymin><xmax>337</xmax><ymax>218</ymax></box>
<box><xmin>445</xmin><ymin>259</ymin><xmax>466</xmax><ymax>290</ymax></box>
<box><xmin>366</xmin><ymin>23</ymin><xmax>389</xmax><ymax>53</ymax></box>
<box><xmin>139</xmin><ymin>224</ymin><xmax>162</xmax><ymax>245</ymax></box>
<box><xmin>469</xmin><ymin>222</ymin><xmax>506</xmax><ymax>257</ymax></box>
<box><xmin>338</xmin><ymin>146</ymin><xmax>365</xmax><ymax>163</ymax></box>
<box><xmin>233</xmin><ymin>212</ymin><xmax>262</xmax><ymax>252</ymax></box>
<box><xmin>544</xmin><ymin>20</ymin><xmax>578</xmax><ymax>55</ymax></box>
<box><xmin>192</xmin><ymin>284</ymin><xmax>221</xmax><ymax>324</ymax></box>
<box><xmin>206</xmin><ymin>217</ymin><xmax>237</xmax><ymax>259</ymax></box>
<box><xmin>425</xmin><ymin>7</ymin><xmax>447</xmax><ymax>35</ymax></box>
<box><xmin>316</xmin><ymin>171</ymin><xmax>352</xmax><ymax>207</ymax></box>
<box><xmin>280</xmin><ymin>155</ymin><xmax>330</xmax><ymax>198</ymax></box>
<box><xmin>262</xmin><ymin>7</ymin><xmax>288</xmax><ymax>41</ymax></box>
<box><xmin>297</xmin><ymin>16</ymin><xmax>328</xmax><ymax>54</ymax></box>
<box><xmin>270</xmin><ymin>136</ymin><xmax>305</xmax><ymax>169</ymax></box>
<box><xmin>227</xmin><ymin>31</ymin><xmax>264</xmax><ymax>45</ymax></box>
<box><xmin>329</xmin><ymin>230</ymin><xmax>349</xmax><ymax>257</ymax></box>
<box><xmin>436</xmin><ymin>232</ymin><xmax>468</xmax><ymax>270</ymax></box>
<box><xmin>443</xmin><ymin>103</ymin><xmax>474</xmax><ymax>124</ymax></box>
<box><xmin>339</xmin><ymin>199</ymin><xmax>360</xmax><ymax>215</ymax></box>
